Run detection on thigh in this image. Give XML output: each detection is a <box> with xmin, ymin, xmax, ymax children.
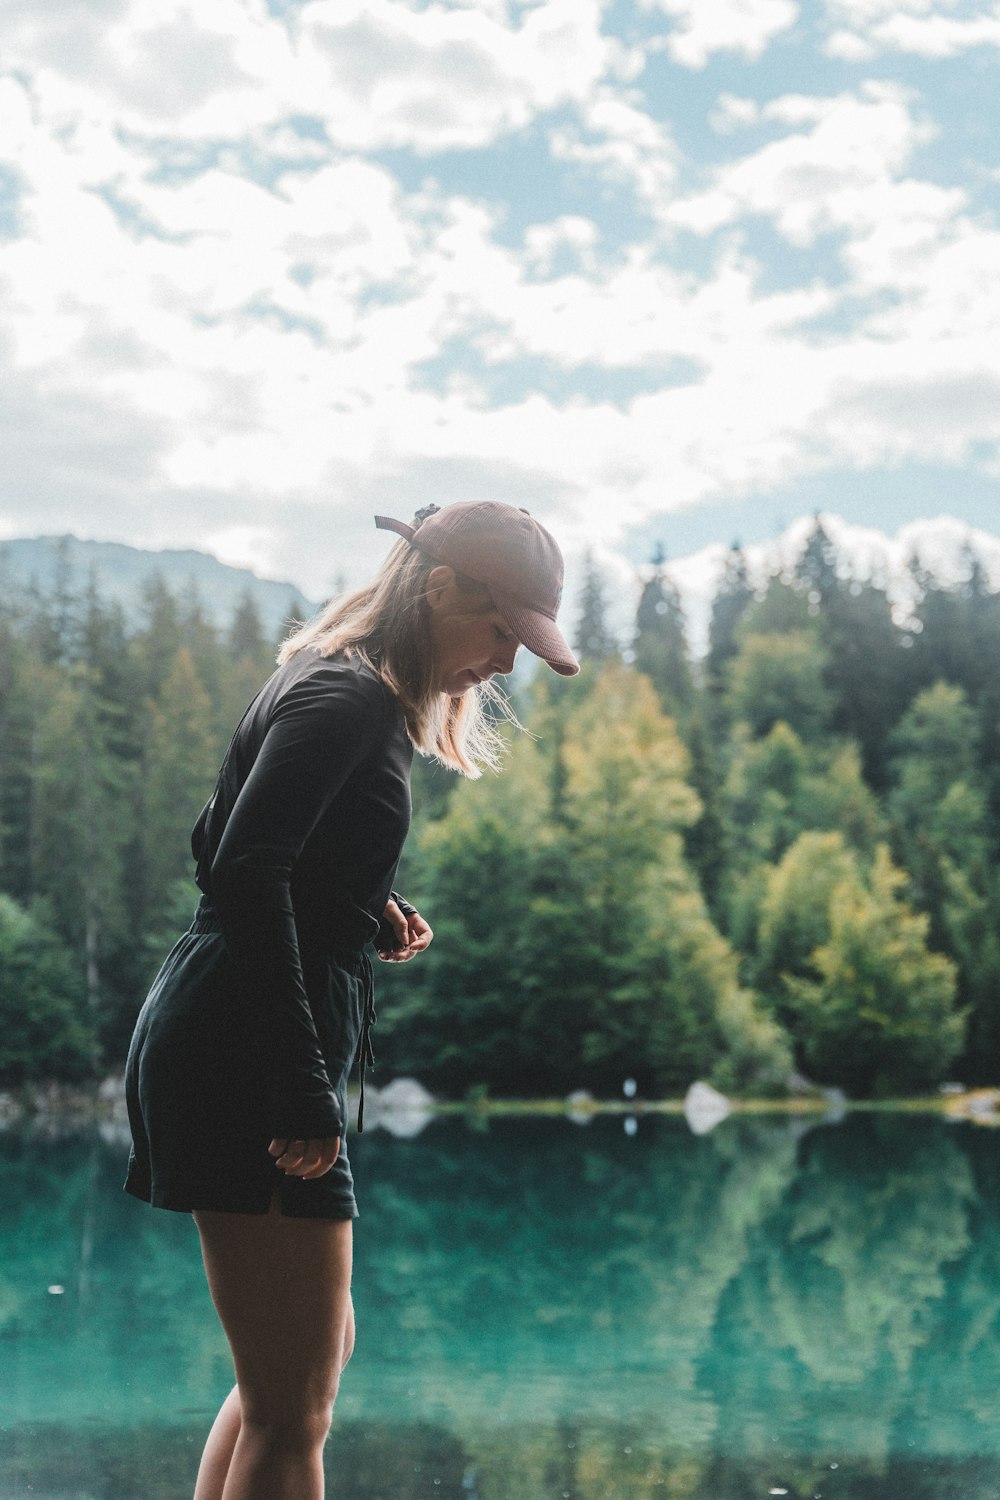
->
<box><xmin>194</xmin><ymin>1205</ymin><xmax>354</xmax><ymax>1418</ymax></box>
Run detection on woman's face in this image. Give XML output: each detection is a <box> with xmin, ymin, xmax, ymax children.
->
<box><xmin>426</xmin><ymin>567</ymin><xmax>521</xmax><ymax>695</ymax></box>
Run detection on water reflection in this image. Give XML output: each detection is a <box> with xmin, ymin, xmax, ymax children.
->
<box><xmin>1</xmin><ymin>1113</ymin><xmax>999</xmax><ymax>1498</ymax></box>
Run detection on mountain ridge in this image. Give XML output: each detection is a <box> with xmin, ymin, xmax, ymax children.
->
<box><xmin>4</xmin><ymin>514</ymin><xmax>999</xmax><ymax>653</ymax></box>
<box><xmin>0</xmin><ymin>533</ymin><xmax>320</xmax><ymax>639</ymax></box>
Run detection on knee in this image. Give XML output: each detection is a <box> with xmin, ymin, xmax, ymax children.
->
<box><xmin>240</xmin><ymin>1397</ymin><xmax>334</xmax><ymax>1454</ymax></box>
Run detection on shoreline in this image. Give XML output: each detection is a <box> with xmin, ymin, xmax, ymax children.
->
<box><xmin>3</xmin><ymin>1075</ymin><xmax>998</xmax><ymax>1129</ymax></box>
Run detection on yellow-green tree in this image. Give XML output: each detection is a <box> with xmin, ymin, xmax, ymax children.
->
<box><xmin>725</xmin><ymin>629</ymin><xmax>834</xmax><ymax>742</ymax></box>
<box><xmin>784</xmin><ymin>846</ymin><xmax>963</xmax><ymax>1095</ymax></box>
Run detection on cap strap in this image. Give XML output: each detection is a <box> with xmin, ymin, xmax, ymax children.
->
<box><xmin>374</xmin><ymin>515</ymin><xmax>416</xmax><ymax>542</ymax></box>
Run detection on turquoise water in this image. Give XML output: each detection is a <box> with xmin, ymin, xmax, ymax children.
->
<box><xmin>2</xmin><ymin>1111</ymin><xmax>1000</xmax><ymax>1498</ymax></box>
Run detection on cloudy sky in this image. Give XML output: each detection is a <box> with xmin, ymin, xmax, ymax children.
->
<box><xmin>2</xmin><ymin>0</ymin><xmax>998</xmax><ymax>601</ymax></box>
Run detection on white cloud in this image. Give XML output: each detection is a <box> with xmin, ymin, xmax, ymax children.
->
<box><xmin>1</xmin><ymin>0</ymin><xmax>998</xmax><ymax>597</ymax></box>
<box><xmin>823</xmin><ymin>0</ymin><xmax>1000</xmax><ymax>58</ymax></box>
<box><xmin>709</xmin><ymin>94</ymin><xmax>762</xmax><ymax>133</ymax></box>
<box><xmin>549</xmin><ymin>89</ymin><xmax>678</xmax><ymax>222</ymax></box>
<box><xmin>3</xmin><ymin>0</ymin><xmax>621</xmax><ymax>152</ymax></box>
<box><xmin>641</xmin><ymin>0</ymin><xmax>799</xmax><ymax>68</ymax></box>
<box><xmin>668</xmin><ymin>83</ymin><xmax>937</xmax><ymax>244</ymax></box>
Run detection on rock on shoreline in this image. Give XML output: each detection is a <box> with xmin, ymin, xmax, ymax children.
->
<box><xmin>0</xmin><ymin>1074</ymin><xmax>129</xmax><ymax>1127</ymax></box>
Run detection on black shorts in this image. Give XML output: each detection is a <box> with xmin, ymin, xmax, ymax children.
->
<box><xmin>124</xmin><ymin>910</ymin><xmax>362</xmax><ymax>1220</ymax></box>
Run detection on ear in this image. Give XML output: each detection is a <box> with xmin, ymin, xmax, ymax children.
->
<box><xmin>425</xmin><ymin>564</ymin><xmax>456</xmax><ymax>611</ymax></box>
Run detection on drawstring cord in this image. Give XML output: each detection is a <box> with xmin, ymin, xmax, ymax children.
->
<box><xmin>355</xmin><ymin>952</ymin><xmax>376</xmax><ymax>1133</ymax></box>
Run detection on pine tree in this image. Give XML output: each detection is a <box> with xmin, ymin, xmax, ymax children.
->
<box><xmin>574</xmin><ymin>551</ymin><xmax>618</xmax><ymax>664</ymax></box>
<box><xmin>795</xmin><ymin>515</ymin><xmax>839</xmax><ymax>609</ymax></box>
<box><xmin>228</xmin><ymin>588</ymin><xmax>269</xmax><ymax>665</ymax></box>
<box><xmin>140</xmin><ymin>647</ymin><xmax>218</xmax><ymax>933</ymax></box>
<box><xmin>133</xmin><ymin>574</ymin><xmax>182</xmax><ymax>700</ymax></box>
<box><xmin>30</xmin><ymin>666</ymin><xmax>130</xmax><ymax>1055</ymax></box>
<box><xmin>0</xmin><ymin>619</ymin><xmax>40</xmax><ymax>903</ymax></box>
<box><xmin>632</xmin><ymin>546</ymin><xmax>693</xmax><ymax>715</ymax></box>
<box><xmin>706</xmin><ymin>543</ymin><xmax>753</xmax><ymax>694</ymax></box>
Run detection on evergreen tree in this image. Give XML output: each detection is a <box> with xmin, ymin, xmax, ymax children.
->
<box><xmin>632</xmin><ymin>546</ymin><xmax>693</xmax><ymax>715</ymax></box>
<box><xmin>724</xmin><ymin>630</ymin><xmax>834</xmax><ymax>742</ymax></box>
<box><xmin>23</xmin><ymin>536</ymin><xmax>79</xmax><ymax>666</ymax></box>
<box><xmin>177</xmin><ymin>581</ymin><xmax>224</xmax><ymax>714</ymax></box>
<box><xmin>0</xmin><ymin>895</ymin><xmax>96</xmax><ymax>1083</ymax></box>
<box><xmin>140</xmin><ymin>647</ymin><xmax>217</xmax><ymax>933</ymax></box>
<box><xmin>821</xmin><ymin>575</ymin><xmax>908</xmax><ymax>788</ymax></box>
<box><xmin>0</xmin><ymin>618</ymin><xmax>41</xmax><ymax>903</ymax></box>
<box><xmin>706</xmin><ymin>542</ymin><xmax>753</xmax><ymax>695</ymax></box>
<box><xmin>888</xmin><ymin>682</ymin><xmax>989</xmax><ymax>939</ymax></box>
<box><xmin>228</xmin><ymin>588</ymin><xmax>269</xmax><ymax>665</ymax></box>
<box><xmin>30</xmin><ymin>665</ymin><xmax>130</xmax><ymax>1048</ymax></box>
<box><xmin>132</xmin><ymin>573</ymin><xmax>183</xmax><ymax>700</ymax></box>
<box><xmin>887</xmin><ymin>681</ymin><xmax>999</xmax><ymax>1080</ymax></box>
<box><xmin>681</xmin><ymin>710</ymin><xmax>727</xmax><ymax>911</ymax></box>
<box><xmin>795</xmin><ymin>515</ymin><xmax>840</xmax><ymax>608</ymax></box>
<box><xmin>574</xmin><ymin>551</ymin><xmax>618</xmax><ymax>664</ymax></box>
<box><xmin>721</xmin><ymin>726</ymin><xmax>882</xmax><ymax>954</ymax></box>
<box><xmin>79</xmin><ymin>572</ymin><xmax>132</xmax><ymax>744</ymax></box>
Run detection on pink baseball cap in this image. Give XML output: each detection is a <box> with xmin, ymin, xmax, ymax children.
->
<box><xmin>375</xmin><ymin>502</ymin><xmax>580</xmax><ymax>676</ymax></box>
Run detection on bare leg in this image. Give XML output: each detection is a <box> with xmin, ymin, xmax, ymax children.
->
<box><xmin>195</xmin><ymin>1301</ymin><xmax>356</xmax><ymax>1500</ymax></box>
<box><xmin>192</xmin><ymin>1204</ymin><xmax>355</xmax><ymax>1500</ymax></box>
<box><xmin>194</xmin><ymin>1386</ymin><xmax>241</xmax><ymax>1500</ymax></box>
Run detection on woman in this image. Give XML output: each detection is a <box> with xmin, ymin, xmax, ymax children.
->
<box><xmin>124</xmin><ymin>500</ymin><xmax>579</xmax><ymax>1500</ymax></box>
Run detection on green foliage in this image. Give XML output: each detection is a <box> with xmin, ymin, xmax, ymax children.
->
<box><xmin>381</xmin><ymin>666</ymin><xmax>789</xmax><ymax>1097</ymax></box>
<box><xmin>783</xmin><ymin>847</ymin><xmax>963</xmax><ymax>1096</ymax></box>
<box><xmin>632</xmin><ymin>553</ymin><xmax>693</xmax><ymax>715</ymax></box>
<box><xmin>0</xmin><ymin>534</ymin><xmax>997</xmax><ymax>1097</ymax></box>
<box><xmin>721</xmin><ymin>724</ymin><xmax>882</xmax><ymax>926</ymax></box>
<box><xmin>140</xmin><ymin>648</ymin><xmax>218</xmax><ymax>923</ymax></box>
<box><xmin>0</xmin><ymin>896</ymin><xmax>96</xmax><ymax>1084</ymax></box>
<box><xmin>706</xmin><ymin>543</ymin><xmax>752</xmax><ymax>694</ymax></box>
<box><xmin>756</xmin><ymin>831</ymin><xmax>862</xmax><ymax>998</ymax></box>
<box><xmin>725</xmin><ymin>630</ymin><xmax>835</xmax><ymax>741</ymax></box>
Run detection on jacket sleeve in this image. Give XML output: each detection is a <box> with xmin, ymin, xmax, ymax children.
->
<box><xmin>210</xmin><ymin>666</ymin><xmax>387</xmax><ymax>1141</ymax></box>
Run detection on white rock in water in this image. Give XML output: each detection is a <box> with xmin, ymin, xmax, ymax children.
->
<box><xmin>375</xmin><ymin>1078</ymin><xmax>434</xmax><ymax>1112</ymax></box>
<box><xmin>684</xmin><ymin>1082</ymin><xmax>732</xmax><ymax>1136</ymax></box>
<box><xmin>358</xmin><ymin>1077</ymin><xmax>435</xmax><ymax>1138</ymax></box>
<box><xmin>565</xmin><ymin>1090</ymin><xmax>596</xmax><ymax>1125</ymax></box>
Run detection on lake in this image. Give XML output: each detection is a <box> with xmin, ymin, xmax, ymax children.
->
<box><xmin>1</xmin><ymin>1110</ymin><xmax>1000</xmax><ymax>1499</ymax></box>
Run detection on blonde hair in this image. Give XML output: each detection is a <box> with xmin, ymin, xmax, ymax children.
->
<box><xmin>278</xmin><ymin>539</ymin><xmax>520</xmax><ymax>776</ymax></box>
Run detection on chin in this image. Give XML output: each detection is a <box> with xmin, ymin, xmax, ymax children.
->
<box><xmin>442</xmin><ymin>673</ymin><xmax>481</xmax><ymax>696</ymax></box>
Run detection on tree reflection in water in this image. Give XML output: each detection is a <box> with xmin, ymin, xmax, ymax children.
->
<box><xmin>1</xmin><ymin>1113</ymin><xmax>999</xmax><ymax>1500</ymax></box>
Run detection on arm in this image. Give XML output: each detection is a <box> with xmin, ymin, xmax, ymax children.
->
<box><xmin>210</xmin><ymin>665</ymin><xmax>387</xmax><ymax>1141</ymax></box>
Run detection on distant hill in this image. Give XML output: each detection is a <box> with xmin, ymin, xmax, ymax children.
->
<box><xmin>0</xmin><ymin>535</ymin><xmax>321</xmax><ymax>639</ymax></box>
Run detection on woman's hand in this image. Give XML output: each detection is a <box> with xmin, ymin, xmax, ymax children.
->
<box><xmin>268</xmin><ymin>1137</ymin><xmax>341</xmax><ymax>1178</ymax></box>
<box><xmin>376</xmin><ymin>898</ymin><xmax>433</xmax><ymax>963</ymax></box>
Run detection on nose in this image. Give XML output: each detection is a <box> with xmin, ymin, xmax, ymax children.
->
<box><xmin>490</xmin><ymin>641</ymin><xmax>520</xmax><ymax>676</ymax></box>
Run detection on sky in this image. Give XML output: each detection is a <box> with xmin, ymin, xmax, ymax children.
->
<box><xmin>1</xmin><ymin>0</ymin><xmax>999</xmax><ymax>606</ymax></box>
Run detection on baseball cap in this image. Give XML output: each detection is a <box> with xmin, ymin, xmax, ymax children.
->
<box><xmin>375</xmin><ymin>502</ymin><xmax>580</xmax><ymax>676</ymax></box>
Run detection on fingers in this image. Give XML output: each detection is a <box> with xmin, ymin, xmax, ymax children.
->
<box><xmin>377</xmin><ymin>914</ymin><xmax>434</xmax><ymax>963</ymax></box>
<box><xmin>409</xmin><ymin>915</ymin><xmax>433</xmax><ymax>947</ymax></box>
<box><xmin>267</xmin><ymin>1137</ymin><xmax>342</xmax><ymax>1178</ymax></box>
<box><xmin>382</xmin><ymin>898</ymin><xmax>409</xmax><ymax>948</ymax></box>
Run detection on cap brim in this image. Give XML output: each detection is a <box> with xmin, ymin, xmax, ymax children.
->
<box><xmin>491</xmin><ymin>588</ymin><xmax>580</xmax><ymax>677</ymax></box>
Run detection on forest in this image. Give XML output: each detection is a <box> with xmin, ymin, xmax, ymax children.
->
<box><xmin>1</xmin><ymin>521</ymin><xmax>998</xmax><ymax>1100</ymax></box>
